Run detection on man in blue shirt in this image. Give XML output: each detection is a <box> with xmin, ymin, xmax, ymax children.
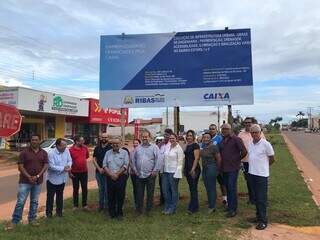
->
<box><xmin>208</xmin><ymin>124</ymin><xmax>227</xmax><ymax>206</ymax></box>
<box><xmin>132</xmin><ymin>131</ymin><xmax>161</xmax><ymax>215</ymax></box>
<box><xmin>103</xmin><ymin>137</ymin><xmax>129</xmax><ymax>219</ymax></box>
<box><xmin>46</xmin><ymin>138</ymin><xmax>72</xmax><ymax>218</ymax></box>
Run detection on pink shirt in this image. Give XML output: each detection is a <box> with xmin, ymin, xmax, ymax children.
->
<box><xmin>238</xmin><ymin>130</ymin><xmax>265</xmax><ymax>162</ymax></box>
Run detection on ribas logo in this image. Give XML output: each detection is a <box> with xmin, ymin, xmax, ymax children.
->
<box><xmin>203</xmin><ymin>92</ymin><xmax>230</xmax><ymax>101</ymax></box>
<box><xmin>123</xmin><ymin>96</ymin><xmax>134</xmax><ymax>104</ymax></box>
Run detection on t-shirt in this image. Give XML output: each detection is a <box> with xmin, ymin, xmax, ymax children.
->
<box><xmin>248</xmin><ymin>139</ymin><xmax>274</xmax><ymax>177</ymax></box>
<box><xmin>184</xmin><ymin>142</ymin><xmax>200</xmax><ymax>174</ymax></box>
<box><xmin>212</xmin><ymin>134</ymin><xmax>223</xmax><ymax>146</ymax></box>
<box><xmin>200</xmin><ymin>144</ymin><xmax>219</xmax><ymax>167</ymax></box>
<box><xmin>70</xmin><ymin>145</ymin><xmax>89</xmax><ymax>173</ymax></box>
<box><xmin>93</xmin><ymin>143</ymin><xmax>112</xmax><ymax>172</ymax></box>
<box><xmin>18</xmin><ymin>147</ymin><xmax>48</xmax><ymax>184</ymax></box>
<box><xmin>219</xmin><ymin>135</ymin><xmax>247</xmax><ymax>172</ymax></box>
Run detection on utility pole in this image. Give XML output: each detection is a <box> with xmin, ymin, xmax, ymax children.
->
<box><xmin>307</xmin><ymin>107</ymin><xmax>313</xmax><ymax>129</ymax></box>
<box><xmin>173</xmin><ymin>106</ymin><xmax>180</xmax><ymax>135</ymax></box>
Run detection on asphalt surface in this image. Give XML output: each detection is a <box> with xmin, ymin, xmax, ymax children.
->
<box><xmin>0</xmin><ymin>162</ymin><xmax>96</xmax><ymax>204</ymax></box>
<box><xmin>282</xmin><ymin>131</ymin><xmax>320</xmax><ymax>169</ymax></box>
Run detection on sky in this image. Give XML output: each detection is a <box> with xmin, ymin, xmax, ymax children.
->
<box><xmin>0</xmin><ymin>0</ymin><xmax>319</xmax><ymax>123</ymax></box>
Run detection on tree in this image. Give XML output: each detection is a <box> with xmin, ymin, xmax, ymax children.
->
<box><xmin>296</xmin><ymin>111</ymin><xmax>305</xmax><ymax>120</ymax></box>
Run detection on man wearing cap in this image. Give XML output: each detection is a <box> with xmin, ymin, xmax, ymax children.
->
<box><xmin>247</xmin><ymin>124</ymin><xmax>275</xmax><ymax>230</ymax></box>
<box><xmin>219</xmin><ymin>124</ymin><xmax>247</xmax><ymax>218</ymax></box>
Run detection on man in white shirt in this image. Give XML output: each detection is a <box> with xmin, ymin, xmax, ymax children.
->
<box><xmin>46</xmin><ymin>138</ymin><xmax>72</xmax><ymax>218</ymax></box>
<box><xmin>238</xmin><ymin>117</ymin><xmax>265</xmax><ymax>205</ymax></box>
<box><xmin>248</xmin><ymin>124</ymin><xmax>275</xmax><ymax>230</ymax></box>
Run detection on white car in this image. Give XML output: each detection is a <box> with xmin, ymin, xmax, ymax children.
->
<box><xmin>40</xmin><ymin>138</ymin><xmax>74</xmax><ymax>152</ymax></box>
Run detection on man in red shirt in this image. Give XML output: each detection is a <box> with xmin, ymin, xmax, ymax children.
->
<box><xmin>69</xmin><ymin>136</ymin><xmax>90</xmax><ymax>210</ymax></box>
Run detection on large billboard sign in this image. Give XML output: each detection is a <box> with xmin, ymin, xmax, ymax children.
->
<box><xmin>100</xmin><ymin>29</ymin><xmax>253</xmax><ymax>108</ymax></box>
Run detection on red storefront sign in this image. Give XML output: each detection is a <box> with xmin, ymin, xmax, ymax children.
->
<box><xmin>0</xmin><ymin>103</ymin><xmax>22</xmax><ymax>137</ymax></box>
<box><xmin>88</xmin><ymin>99</ymin><xmax>128</xmax><ymax>126</ymax></box>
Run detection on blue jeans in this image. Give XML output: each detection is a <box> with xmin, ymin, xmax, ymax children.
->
<box><xmin>202</xmin><ymin>163</ymin><xmax>217</xmax><ymax>209</ymax></box>
<box><xmin>162</xmin><ymin>173</ymin><xmax>179</xmax><ymax>213</ymax></box>
<box><xmin>186</xmin><ymin>169</ymin><xmax>200</xmax><ymax>212</ymax></box>
<box><xmin>249</xmin><ymin>174</ymin><xmax>268</xmax><ymax>224</ymax></box>
<box><xmin>12</xmin><ymin>183</ymin><xmax>42</xmax><ymax>224</ymax></box>
<box><xmin>223</xmin><ymin>170</ymin><xmax>239</xmax><ymax>213</ymax></box>
<box><xmin>96</xmin><ymin>171</ymin><xmax>107</xmax><ymax>210</ymax></box>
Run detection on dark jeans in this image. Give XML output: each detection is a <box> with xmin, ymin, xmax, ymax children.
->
<box><xmin>159</xmin><ymin>173</ymin><xmax>164</xmax><ymax>205</ymax></box>
<box><xmin>46</xmin><ymin>180</ymin><xmax>65</xmax><ymax>217</ymax></box>
<box><xmin>95</xmin><ymin>171</ymin><xmax>107</xmax><ymax>210</ymax></box>
<box><xmin>71</xmin><ymin>172</ymin><xmax>88</xmax><ymax>207</ymax></box>
<box><xmin>250</xmin><ymin>174</ymin><xmax>268</xmax><ymax>224</ymax></box>
<box><xmin>186</xmin><ymin>169</ymin><xmax>200</xmax><ymax>212</ymax></box>
<box><xmin>223</xmin><ymin>170</ymin><xmax>239</xmax><ymax>213</ymax></box>
<box><xmin>106</xmin><ymin>175</ymin><xmax>127</xmax><ymax>218</ymax></box>
<box><xmin>130</xmin><ymin>174</ymin><xmax>139</xmax><ymax>209</ymax></box>
<box><xmin>136</xmin><ymin>175</ymin><xmax>156</xmax><ymax>212</ymax></box>
<box><xmin>243</xmin><ymin>162</ymin><xmax>255</xmax><ymax>203</ymax></box>
<box><xmin>202</xmin><ymin>164</ymin><xmax>217</xmax><ymax>209</ymax></box>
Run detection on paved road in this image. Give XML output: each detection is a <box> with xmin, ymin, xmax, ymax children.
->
<box><xmin>0</xmin><ymin>162</ymin><xmax>96</xmax><ymax>204</ymax></box>
<box><xmin>282</xmin><ymin>131</ymin><xmax>320</xmax><ymax>169</ymax></box>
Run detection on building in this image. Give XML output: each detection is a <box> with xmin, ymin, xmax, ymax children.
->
<box><xmin>162</xmin><ymin>110</ymin><xmax>228</xmax><ymax>133</ymax></box>
<box><xmin>0</xmin><ymin>87</ymin><xmax>128</xmax><ymax>148</ymax></box>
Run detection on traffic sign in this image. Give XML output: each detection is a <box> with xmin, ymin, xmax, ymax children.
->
<box><xmin>0</xmin><ymin>103</ymin><xmax>22</xmax><ymax>137</ymax></box>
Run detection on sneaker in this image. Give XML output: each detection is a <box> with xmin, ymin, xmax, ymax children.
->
<box><xmin>222</xmin><ymin>199</ymin><xmax>228</xmax><ymax>206</ymax></box>
<box><xmin>208</xmin><ymin>208</ymin><xmax>216</xmax><ymax>214</ymax></box>
<box><xmin>256</xmin><ymin>222</ymin><xmax>267</xmax><ymax>230</ymax></box>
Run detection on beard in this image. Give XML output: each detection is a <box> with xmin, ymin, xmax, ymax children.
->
<box><xmin>101</xmin><ymin>140</ymin><xmax>107</xmax><ymax>144</ymax></box>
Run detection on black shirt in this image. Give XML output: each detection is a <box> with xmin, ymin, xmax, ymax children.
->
<box><xmin>184</xmin><ymin>142</ymin><xmax>201</xmax><ymax>175</ymax></box>
<box><xmin>93</xmin><ymin>143</ymin><xmax>112</xmax><ymax>171</ymax></box>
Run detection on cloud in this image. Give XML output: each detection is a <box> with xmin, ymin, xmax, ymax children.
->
<box><xmin>0</xmin><ymin>0</ymin><xmax>319</xmax><ymax>123</ymax></box>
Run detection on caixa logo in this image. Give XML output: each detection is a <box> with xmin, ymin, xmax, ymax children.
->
<box><xmin>203</xmin><ymin>92</ymin><xmax>230</xmax><ymax>101</ymax></box>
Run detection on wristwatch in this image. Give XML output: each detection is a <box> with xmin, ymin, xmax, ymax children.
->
<box><xmin>36</xmin><ymin>174</ymin><xmax>40</xmax><ymax>179</ymax></box>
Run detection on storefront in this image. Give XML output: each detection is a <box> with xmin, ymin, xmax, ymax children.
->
<box><xmin>66</xmin><ymin>99</ymin><xmax>129</xmax><ymax>145</ymax></box>
<box><xmin>0</xmin><ymin>87</ymin><xmax>89</xmax><ymax>149</ymax></box>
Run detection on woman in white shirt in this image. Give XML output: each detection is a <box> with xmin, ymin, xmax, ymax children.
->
<box><xmin>162</xmin><ymin>133</ymin><xmax>185</xmax><ymax>215</ymax></box>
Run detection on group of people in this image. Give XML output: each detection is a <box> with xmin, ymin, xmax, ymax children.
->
<box><xmin>7</xmin><ymin>117</ymin><xmax>275</xmax><ymax>231</ymax></box>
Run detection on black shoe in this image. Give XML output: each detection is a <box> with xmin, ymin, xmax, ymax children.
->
<box><xmin>256</xmin><ymin>222</ymin><xmax>267</xmax><ymax>230</ymax></box>
<box><xmin>226</xmin><ymin>211</ymin><xmax>237</xmax><ymax>218</ymax></box>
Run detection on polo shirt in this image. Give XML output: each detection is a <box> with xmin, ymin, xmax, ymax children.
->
<box><xmin>103</xmin><ymin>148</ymin><xmax>129</xmax><ymax>173</ymax></box>
<box><xmin>70</xmin><ymin>145</ymin><xmax>89</xmax><ymax>173</ymax></box>
<box><xmin>93</xmin><ymin>143</ymin><xmax>112</xmax><ymax>172</ymax></box>
<box><xmin>238</xmin><ymin>130</ymin><xmax>265</xmax><ymax>162</ymax></box>
<box><xmin>219</xmin><ymin>135</ymin><xmax>246</xmax><ymax>172</ymax></box>
<box><xmin>248</xmin><ymin>139</ymin><xmax>274</xmax><ymax>177</ymax></box>
<box><xmin>18</xmin><ymin>147</ymin><xmax>48</xmax><ymax>184</ymax></box>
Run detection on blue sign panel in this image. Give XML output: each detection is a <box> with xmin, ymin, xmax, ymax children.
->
<box><xmin>100</xmin><ymin>29</ymin><xmax>253</xmax><ymax>108</ymax></box>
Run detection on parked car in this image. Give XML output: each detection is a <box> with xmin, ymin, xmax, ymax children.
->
<box><xmin>40</xmin><ymin>138</ymin><xmax>74</xmax><ymax>152</ymax></box>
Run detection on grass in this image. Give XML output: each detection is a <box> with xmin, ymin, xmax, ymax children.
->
<box><xmin>0</xmin><ymin>134</ymin><xmax>319</xmax><ymax>239</ymax></box>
